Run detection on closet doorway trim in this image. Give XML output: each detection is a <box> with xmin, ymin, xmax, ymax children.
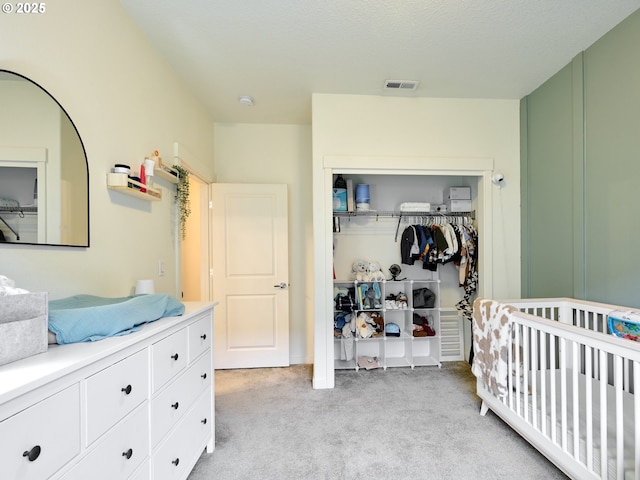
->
<box><xmin>313</xmin><ymin>155</ymin><xmax>494</xmax><ymax>389</ymax></box>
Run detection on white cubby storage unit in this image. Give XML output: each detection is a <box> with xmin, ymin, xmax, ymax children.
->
<box><xmin>333</xmin><ymin>276</ymin><xmax>441</xmax><ymax>371</ymax></box>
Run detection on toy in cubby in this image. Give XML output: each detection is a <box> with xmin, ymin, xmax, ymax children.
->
<box><xmin>349</xmin><ymin>259</ymin><xmax>387</xmax><ymax>282</ymax></box>
<box><xmin>367</xmin><ymin>262</ymin><xmax>386</xmax><ymax>282</ymax></box>
<box><xmin>356</xmin><ymin>311</ymin><xmax>384</xmax><ymax>338</ymax></box>
<box><xmin>357</xmin><ymin>282</ymin><xmax>382</xmax><ymax>310</ymax></box>
<box><xmin>349</xmin><ymin>259</ymin><xmax>369</xmax><ymax>281</ymax></box>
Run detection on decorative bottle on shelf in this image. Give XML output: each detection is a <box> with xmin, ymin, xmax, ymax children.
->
<box><xmin>140</xmin><ymin>164</ymin><xmax>146</xmax><ymax>193</ymax></box>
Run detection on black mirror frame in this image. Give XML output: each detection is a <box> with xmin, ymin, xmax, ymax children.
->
<box><xmin>0</xmin><ymin>69</ymin><xmax>90</xmax><ymax>248</ymax></box>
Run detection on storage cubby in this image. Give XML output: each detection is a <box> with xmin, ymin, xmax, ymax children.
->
<box><xmin>333</xmin><ymin>277</ymin><xmax>441</xmax><ymax>370</ymax></box>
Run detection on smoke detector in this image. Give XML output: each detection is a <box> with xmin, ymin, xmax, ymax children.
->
<box><xmin>384</xmin><ymin>79</ymin><xmax>420</xmax><ymax>91</ymax></box>
<box><xmin>238</xmin><ymin>95</ymin><xmax>254</xmax><ymax>106</ymax></box>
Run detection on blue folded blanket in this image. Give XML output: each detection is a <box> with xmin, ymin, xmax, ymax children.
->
<box><xmin>48</xmin><ymin>294</ymin><xmax>185</xmax><ymax>345</ymax></box>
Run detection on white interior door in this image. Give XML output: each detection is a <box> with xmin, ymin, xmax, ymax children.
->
<box><xmin>211</xmin><ymin>183</ymin><xmax>289</xmax><ymax>369</ymax></box>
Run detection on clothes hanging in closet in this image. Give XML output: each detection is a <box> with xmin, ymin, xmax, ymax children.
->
<box><xmin>399</xmin><ymin>219</ymin><xmax>478</xmax><ymax>321</ymax></box>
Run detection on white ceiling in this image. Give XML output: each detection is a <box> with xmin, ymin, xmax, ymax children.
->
<box><xmin>120</xmin><ymin>0</ymin><xmax>640</xmax><ymax>125</ymax></box>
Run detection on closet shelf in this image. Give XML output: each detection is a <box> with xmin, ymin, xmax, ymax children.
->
<box><xmin>333</xmin><ymin>210</ymin><xmax>474</xmax><ymax>219</ymax></box>
<box><xmin>0</xmin><ymin>206</ymin><xmax>37</xmax><ymax>214</ymax></box>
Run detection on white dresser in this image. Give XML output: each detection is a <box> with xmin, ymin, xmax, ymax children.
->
<box><xmin>0</xmin><ymin>302</ymin><xmax>216</xmax><ymax>480</ymax></box>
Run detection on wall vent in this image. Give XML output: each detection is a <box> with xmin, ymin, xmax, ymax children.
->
<box><xmin>384</xmin><ymin>79</ymin><xmax>420</xmax><ymax>91</ymax></box>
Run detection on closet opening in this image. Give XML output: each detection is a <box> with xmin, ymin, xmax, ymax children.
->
<box><xmin>313</xmin><ymin>157</ymin><xmax>494</xmax><ymax>389</ymax></box>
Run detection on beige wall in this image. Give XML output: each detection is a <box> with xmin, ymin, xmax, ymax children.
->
<box><xmin>213</xmin><ymin>123</ymin><xmax>313</xmax><ymax>364</ymax></box>
<box><xmin>311</xmin><ymin>94</ymin><xmax>521</xmax><ymax>387</ymax></box>
<box><xmin>1</xmin><ymin>0</ymin><xmax>214</xmax><ymax>298</ymax></box>
<box><xmin>313</xmin><ymin>94</ymin><xmax>522</xmax><ymax>297</ymax></box>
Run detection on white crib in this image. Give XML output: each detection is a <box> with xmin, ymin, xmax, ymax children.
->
<box><xmin>473</xmin><ymin>297</ymin><xmax>640</xmax><ymax>480</ymax></box>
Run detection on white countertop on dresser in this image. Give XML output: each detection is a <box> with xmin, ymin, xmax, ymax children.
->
<box><xmin>0</xmin><ymin>301</ymin><xmax>217</xmax><ymax>405</ymax></box>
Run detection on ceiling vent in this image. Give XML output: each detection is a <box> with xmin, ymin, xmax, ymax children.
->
<box><xmin>384</xmin><ymin>79</ymin><xmax>420</xmax><ymax>91</ymax></box>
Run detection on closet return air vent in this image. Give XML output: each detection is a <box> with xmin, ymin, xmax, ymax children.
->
<box><xmin>384</xmin><ymin>79</ymin><xmax>420</xmax><ymax>91</ymax></box>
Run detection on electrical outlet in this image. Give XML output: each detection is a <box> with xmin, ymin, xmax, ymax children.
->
<box><xmin>158</xmin><ymin>259</ymin><xmax>165</xmax><ymax>277</ymax></box>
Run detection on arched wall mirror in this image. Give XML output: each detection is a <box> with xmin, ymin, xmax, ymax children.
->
<box><xmin>0</xmin><ymin>70</ymin><xmax>89</xmax><ymax>247</ymax></box>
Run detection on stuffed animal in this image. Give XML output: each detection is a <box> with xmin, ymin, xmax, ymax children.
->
<box><xmin>350</xmin><ymin>259</ymin><xmax>369</xmax><ymax>282</ymax></box>
<box><xmin>363</xmin><ymin>287</ymin><xmax>377</xmax><ymax>309</ymax></box>
<box><xmin>367</xmin><ymin>262</ymin><xmax>386</xmax><ymax>282</ymax></box>
<box><xmin>356</xmin><ymin>312</ymin><xmax>376</xmax><ymax>338</ymax></box>
<box><xmin>359</xmin><ymin>282</ymin><xmax>382</xmax><ymax>309</ymax></box>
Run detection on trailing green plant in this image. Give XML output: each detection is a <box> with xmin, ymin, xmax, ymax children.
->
<box><xmin>173</xmin><ymin>165</ymin><xmax>191</xmax><ymax>239</ymax></box>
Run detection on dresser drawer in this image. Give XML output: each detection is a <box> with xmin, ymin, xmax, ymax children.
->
<box><xmin>150</xmin><ymin>351</ymin><xmax>211</xmax><ymax>447</ymax></box>
<box><xmin>0</xmin><ymin>384</ymin><xmax>80</xmax><ymax>480</ymax></box>
<box><xmin>86</xmin><ymin>348</ymin><xmax>149</xmax><ymax>445</ymax></box>
<box><xmin>62</xmin><ymin>403</ymin><xmax>149</xmax><ymax>480</ymax></box>
<box><xmin>153</xmin><ymin>388</ymin><xmax>213</xmax><ymax>480</ymax></box>
<box><xmin>130</xmin><ymin>460</ymin><xmax>150</xmax><ymax>480</ymax></box>
<box><xmin>188</xmin><ymin>313</ymin><xmax>211</xmax><ymax>362</ymax></box>
<box><xmin>152</xmin><ymin>327</ymin><xmax>188</xmax><ymax>392</ymax></box>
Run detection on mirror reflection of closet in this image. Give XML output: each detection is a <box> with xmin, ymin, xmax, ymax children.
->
<box><xmin>0</xmin><ymin>70</ymin><xmax>89</xmax><ymax>247</ymax></box>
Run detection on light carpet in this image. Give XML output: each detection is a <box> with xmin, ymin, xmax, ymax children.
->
<box><xmin>187</xmin><ymin>362</ymin><xmax>568</xmax><ymax>480</ymax></box>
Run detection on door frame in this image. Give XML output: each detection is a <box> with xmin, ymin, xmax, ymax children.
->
<box><xmin>173</xmin><ymin>142</ymin><xmax>214</xmax><ymax>303</ymax></box>
<box><xmin>312</xmin><ymin>155</ymin><xmax>495</xmax><ymax>389</ymax></box>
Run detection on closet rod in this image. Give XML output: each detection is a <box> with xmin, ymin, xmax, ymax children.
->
<box><xmin>392</xmin><ymin>212</ymin><xmax>474</xmax><ymax>242</ymax></box>
<box><xmin>332</xmin><ymin>210</ymin><xmax>474</xmax><ymax>219</ymax></box>
<box><xmin>0</xmin><ymin>206</ymin><xmax>37</xmax><ymax>216</ymax></box>
<box><xmin>332</xmin><ymin>210</ymin><xmax>475</xmax><ymax>242</ymax></box>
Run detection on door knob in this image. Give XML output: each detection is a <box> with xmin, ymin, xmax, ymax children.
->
<box><xmin>273</xmin><ymin>282</ymin><xmax>288</xmax><ymax>289</ymax></box>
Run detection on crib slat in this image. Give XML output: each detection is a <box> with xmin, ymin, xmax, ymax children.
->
<box><xmin>585</xmin><ymin>346</ymin><xmax>594</xmax><ymax>471</ymax></box>
<box><xmin>507</xmin><ymin>331</ymin><xmax>514</xmax><ymax>410</ymax></box>
<box><xmin>561</xmin><ymin>337</ymin><xmax>568</xmax><ymax>452</ymax></box>
<box><xmin>531</xmin><ymin>328</ymin><xmax>538</xmax><ymax>431</ymax></box>
<box><xmin>515</xmin><ymin>326</ymin><xmax>521</xmax><ymax>415</ymax></box>
<box><xmin>634</xmin><ymin>360</ymin><xmax>640</xmax><ymax>480</ymax></box>
<box><xmin>523</xmin><ymin>327</ymin><xmax>530</xmax><ymax>424</ymax></box>
<box><xmin>572</xmin><ymin>341</ymin><xmax>580</xmax><ymax>460</ymax></box>
<box><xmin>550</xmin><ymin>334</ymin><xmax>557</xmax><ymax>444</ymax></box>
<box><xmin>615</xmin><ymin>355</ymin><xmax>624</xmax><ymax>480</ymax></box>
<box><xmin>540</xmin><ymin>331</ymin><xmax>547</xmax><ymax>437</ymax></box>
<box><xmin>600</xmin><ymin>350</ymin><xmax>608</xmax><ymax>479</ymax></box>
